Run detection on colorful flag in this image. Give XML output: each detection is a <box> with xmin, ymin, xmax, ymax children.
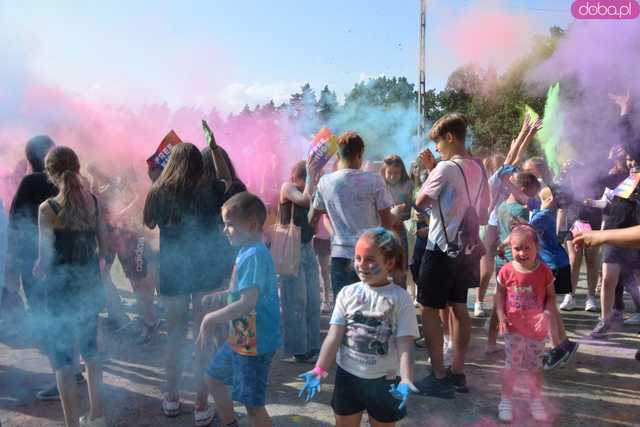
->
<box><xmin>611</xmin><ymin>173</ymin><xmax>640</xmax><ymax>199</ymax></box>
<box><xmin>146</xmin><ymin>130</ymin><xmax>183</xmax><ymax>170</ymax></box>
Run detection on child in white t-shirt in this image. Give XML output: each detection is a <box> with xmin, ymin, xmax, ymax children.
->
<box><xmin>298</xmin><ymin>227</ymin><xmax>419</xmax><ymax>426</ymax></box>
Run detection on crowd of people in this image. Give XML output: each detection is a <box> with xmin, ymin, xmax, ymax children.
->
<box><xmin>1</xmin><ymin>97</ymin><xmax>640</xmax><ymax>427</ymax></box>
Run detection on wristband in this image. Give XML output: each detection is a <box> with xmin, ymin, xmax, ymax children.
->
<box><xmin>312</xmin><ymin>366</ymin><xmax>328</xmax><ymax>379</ymax></box>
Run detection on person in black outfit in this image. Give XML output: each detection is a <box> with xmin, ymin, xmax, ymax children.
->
<box><xmin>3</xmin><ymin>135</ymin><xmax>86</xmax><ymax>400</ymax></box>
<box><xmin>34</xmin><ymin>146</ymin><xmax>107</xmax><ymax>427</ymax></box>
<box><xmin>144</xmin><ymin>139</ymin><xmax>231</xmax><ymax>425</ymax></box>
<box><xmin>279</xmin><ymin>161</ymin><xmax>321</xmax><ymax>361</ymax></box>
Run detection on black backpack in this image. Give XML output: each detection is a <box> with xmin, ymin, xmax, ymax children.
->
<box><xmin>437</xmin><ymin>160</ymin><xmax>486</xmax><ymax>286</ymax></box>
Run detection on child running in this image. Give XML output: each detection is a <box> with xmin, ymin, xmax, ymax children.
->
<box><xmin>495</xmin><ymin>225</ymin><xmax>554</xmax><ymax>423</ymax></box>
<box><xmin>299</xmin><ymin>227</ymin><xmax>419</xmax><ymax>427</ymax></box>
<box><xmin>198</xmin><ymin>192</ymin><xmax>281</xmax><ymax>427</ymax></box>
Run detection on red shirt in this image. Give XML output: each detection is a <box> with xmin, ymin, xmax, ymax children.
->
<box><xmin>498</xmin><ymin>261</ymin><xmax>554</xmax><ymax>340</ymax></box>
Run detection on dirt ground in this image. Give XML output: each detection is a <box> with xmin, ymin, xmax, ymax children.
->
<box><xmin>1</xmin><ymin>268</ymin><xmax>640</xmax><ymax>427</ymax></box>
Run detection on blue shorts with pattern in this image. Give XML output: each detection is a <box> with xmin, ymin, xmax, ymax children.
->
<box><xmin>206</xmin><ymin>342</ymin><xmax>274</xmax><ymax>407</ymax></box>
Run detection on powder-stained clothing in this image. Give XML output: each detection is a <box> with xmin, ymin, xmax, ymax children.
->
<box><xmin>313</xmin><ymin>169</ymin><xmax>392</xmax><ymax>259</ymax></box>
<box><xmin>8</xmin><ymin>173</ymin><xmax>57</xmax><ymax>263</ymax></box>
<box><xmin>330</xmin><ymin>282</ymin><xmax>419</xmax><ymax>379</ymax></box>
<box><xmin>418</xmin><ymin>157</ymin><xmax>488</xmax><ymax>252</ymax></box>
<box><xmin>497</xmin><ymin>261</ymin><xmax>553</xmax><ymax>341</ymax></box>
<box><xmin>530</xmin><ymin>208</ymin><xmax>570</xmax><ymax>270</ymax></box>
<box><xmin>495</xmin><ymin>201</ymin><xmax>529</xmax><ymax>269</ymax></box>
<box><xmin>227</xmin><ymin>242</ymin><xmax>281</xmax><ymax>356</ymax></box>
<box><xmin>149</xmin><ymin>179</ymin><xmax>230</xmax><ymax>296</ymax></box>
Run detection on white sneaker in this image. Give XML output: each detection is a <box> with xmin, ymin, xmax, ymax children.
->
<box><xmin>474</xmin><ymin>301</ymin><xmax>486</xmax><ymax>317</ymax></box>
<box><xmin>624</xmin><ymin>313</ymin><xmax>640</xmax><ymax>326</ymax></box>
<box><xmin>320</xmin><ymin>301</ymin><xmax>331</xmax><ymax>314</ymax></box>
<box><xmin>498</xmin><ymin>398</ymin><xmax>514</xmax><ymax>423</ymax></box>
<box><xmin>585</xmin><ymin>296</ymin><xmax>599</xmax><ymax>312</ymax></box>
<box><xmin>530</xmin><ymin>398</ymin><xmax>548</xmax><ymax>422</ymax></box>
<box><xmin>560</xmin><ymin>294</ymin><xmax>576</xmax><ymax>311</ymax></box>
<box><xmin>194</xmin><ymin>404</ymin><xmax>216</xmax><ymax>427</ymax></box>
<box><xmin>443</xmin><ymin>336</ymin><xmax>454</xmax><ymax>366</ymax></box>
<box><xmin>80</xmin><ymin>415</ymin><xmax>107</xmax><ymax>427</ymax></box>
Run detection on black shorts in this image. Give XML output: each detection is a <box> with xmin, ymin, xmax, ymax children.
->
<box><xmin>552</xmin><ymin>265</ymin><xmax>572</xmax><ymax>295</ymax></box>
<box><xmin>602</xmin><ymin>244</ymin><xmax>640</xmax><ymax>268</ymax></box>
<box><xmin>331</xmin><ymin>366</ymin><xmax>406</xmax><ymax>423</ymax></box>
<box><xmin>417</xmin><ymin>247</ymin><xmax>469</xmax><ymax>309</ymax></box>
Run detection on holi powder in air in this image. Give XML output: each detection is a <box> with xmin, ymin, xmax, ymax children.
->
<box><xmin>537</xmin><ymin>83</ymin><xmax>569</xmax><ymax>175</ymax></box>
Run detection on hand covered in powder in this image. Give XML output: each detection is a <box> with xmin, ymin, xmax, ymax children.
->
<box><xmin>298</xmin><ymin>369</ymin><xmax>325</xmax><ymax>402</ymax></box>
<box><xmin>389</xmin><ymin>382</ymin><xmax>418</xmax><ymax>410</ymax></box>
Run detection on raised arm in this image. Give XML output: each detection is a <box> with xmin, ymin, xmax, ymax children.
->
<box><xmin>203</xmin><ymin>120</ymin><xmax>232</xmax><ymax>190</ymax></box>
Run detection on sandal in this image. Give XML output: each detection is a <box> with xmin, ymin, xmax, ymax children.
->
<box><xmin>161</xmin><ymin>397</ymin><xmax>181</xmax><ymax>417</ymax></box>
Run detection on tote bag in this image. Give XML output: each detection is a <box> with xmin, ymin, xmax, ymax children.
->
<box><xmin>270</xmin><ymin>202</ymin><xmax>301</xmax><ymax>277</ymax></box>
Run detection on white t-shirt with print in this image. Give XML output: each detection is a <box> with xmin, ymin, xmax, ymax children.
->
<box><xmin>418</xmin><ymin>157</ymin><xmax>487</xmax><ymax>252</ymax></box>
<box><xmin>313</xmin><ymin>169</ymin><xmax>393</xmax><ymax>259</ymax></box>
<box><xmin>330</xmin><ymin>281</ymin><xmax>419</xmax><ymax>379</ymax></box>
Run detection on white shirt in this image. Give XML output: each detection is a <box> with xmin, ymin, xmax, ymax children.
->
<box><xmin>313</xmin><ymin>169</ymin><xmax>393</xmax><ymax>259</ymax></box>
<box><xmin>418</xmin><ymin>157</ymin><xmax>487</xmax><ymax>251</ymax></box>
<box><xmin>330</xmin><ymin>281</ymin><xmax>419</xmax><ymax>379</ymax></box>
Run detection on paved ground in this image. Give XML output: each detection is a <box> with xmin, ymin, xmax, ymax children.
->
<box><xmin>1</xmin><ymin>267</ymin><xmax>640</xmax><ymax>427</ymax></box>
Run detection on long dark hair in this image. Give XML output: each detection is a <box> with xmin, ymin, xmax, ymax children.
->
<box><xmin>380</xmin><ymin>155</ymin><xmax>410</xmax><ymax>184</ymax></box>
<box><xmin>45</xmin><ymin>146</ymin><xmax>94</xmax><ymax>230</ymax></box>
<box><xmin>201</xmin><ymin>146</ymin><xmax>241</xmax><ymax>182</ymax></box>
<box><xmin>144</xmin><ymin>143</ymin><xmax>204</xmax><ymax>228</ymax></box>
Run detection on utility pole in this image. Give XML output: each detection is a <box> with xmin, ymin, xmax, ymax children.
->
<box><xmin>418</xmin><ymin>0</ymin><xmax>427</xmax><ymax>138</ymax></box>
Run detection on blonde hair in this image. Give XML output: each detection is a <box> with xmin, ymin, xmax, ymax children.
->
<box><xmin>45</xmin><ymin>146</ymin><xmax>94</xmax><ymax>230</ymax></box>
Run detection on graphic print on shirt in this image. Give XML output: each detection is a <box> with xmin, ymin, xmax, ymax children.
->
<box><xmin>342</xmin><ymin>294</ymin><xmax>394</xmax><ymax>359</ymax></box>
<box><xmin>226</xmin><ymin>265</ymin><xmax>258</xmax><ymax>356</ymax></box>
<box><xmin>507</xmin><ymin>283</ymin><xmax>541</xmax><ymax>313</ymax></box>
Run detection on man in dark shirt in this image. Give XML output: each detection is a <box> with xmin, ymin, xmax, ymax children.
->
<box><xmin>3</xmin><ymin>136</ymin><xmax>85</xmax><ymax>400</ymax></box>
<box><xmin>5</xmin><ymin>136</ymin><xmax>57</xmax><ymax>314</ymax></box>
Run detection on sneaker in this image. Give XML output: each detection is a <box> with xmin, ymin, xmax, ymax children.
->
<box><xmin>79</xmin><ymin>415</ymin><xmax>107</xmax><ymax>427</ymax></box>
<box><xmin>137</xmin><ymin>319</ymin><xmax>162</xmax><ymax>344</ymax></box>
<box><xmin>611</xmin><ymin>309</ymin><xmax>624</xmax><ymax>323</ymax></box>
<box><xmin>585</xmin><ymin>296</ymin><xmax>599</xmax><ymax>312</ymax></box>
<box><xmin>560</xmin><ymin>340</ymin><xmax>580</xmax><ymax>367</ymax></box>
<box><xmin>161</xmin><ymin>397</ymin><xmax>181</xmax><ymax>417</ymax></box>
<box><xmin>446</xmin><ymin>367</ymin><xmax>469</xmax><ymax>393</ymax></box>
<box><xmin>320</xmin><ymin>301</ymin><xmax>331</xmax><ymax>314</ymax></box>
<box><xmin>473</xmin><ymin>301</ymin><xmax>486</xmax><ymax>317</ymax></box>
<box><xmin>559</xmin><ymin>294</ymin><xmax>576</xmax><ymax>311</ymax></box>
<box><xmin>293</xmin><ymin>350</ymin><xmax>319</xmax><ymax>364</ymax></box>
<box><xmin>443</xmin><ymin>337</ymin><xmax>453</xmax><ymax>366</ymax></box>
<box><xmin>624</xmin><ymin>313</ymin><xmax>640</xmax><ymax>326</ymax></box>
<box><xmin>543</xmin><ymin>347</ymin><xmax>567</xmax><ymax>370</ymax></box>
<box><xmin>36</xmin><ymin>384</ymin><xmax>60</xmax><ymax>401</ymax></box>
<box><xmin>530</xmin><ymin>398</ymin><xmax>548</xmax><ymax>422</ymax></box>
<box><xmin>76</xmin><ymin>372</ymin><xmax>87</xmax><ymax>385</ymax></box>
<box><xmin>415</xmin><ymin>373</ymin><xmax>455</xmax><ymax>399</ymax></box>
<box><xmin>498</xmin><ymin>397</ymin><xmax>514</xmax><ymax>423</ymax></box>
<box><xmin>590</xmin><ymin>319</ymin><xmax>613</xmax><ymax>339</ymax></box>
<box><xmin>194</xmin><ymin>404</ymin><xmax>216</xmax><ymax>427</ymax></box>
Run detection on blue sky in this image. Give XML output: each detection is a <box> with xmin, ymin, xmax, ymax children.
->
<box><xmin>0</xmin><ymin>0</ymin><xmax>575</xmax><ymax>113</ymax></box>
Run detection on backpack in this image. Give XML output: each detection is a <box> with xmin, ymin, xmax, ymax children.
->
<box><xmin>437</xmin><ymin>160</ymin><xmax>486</xmax><ymax>286</ymax></box>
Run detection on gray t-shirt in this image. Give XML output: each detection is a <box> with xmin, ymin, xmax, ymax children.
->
<box><xmin>418</xmin><ymin>157</ymin><xmax>488</xmax><ymax>251</ymax></box>
<box><xmin>313</xmin><ymin>169</ymin><xmax>393</xmax><ymax>259</ymax></box>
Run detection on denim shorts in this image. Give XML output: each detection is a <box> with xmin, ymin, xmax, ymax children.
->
<box><xmin>206</xmin><ymin>342</ymin><xmax>274</xmax><ymax>407</ymax></box>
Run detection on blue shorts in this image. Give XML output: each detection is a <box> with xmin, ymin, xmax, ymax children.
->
<box><xmin>206</xmin><ymin>342</ymin><xmax>274</xmax><ymax>407</ymax></box>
